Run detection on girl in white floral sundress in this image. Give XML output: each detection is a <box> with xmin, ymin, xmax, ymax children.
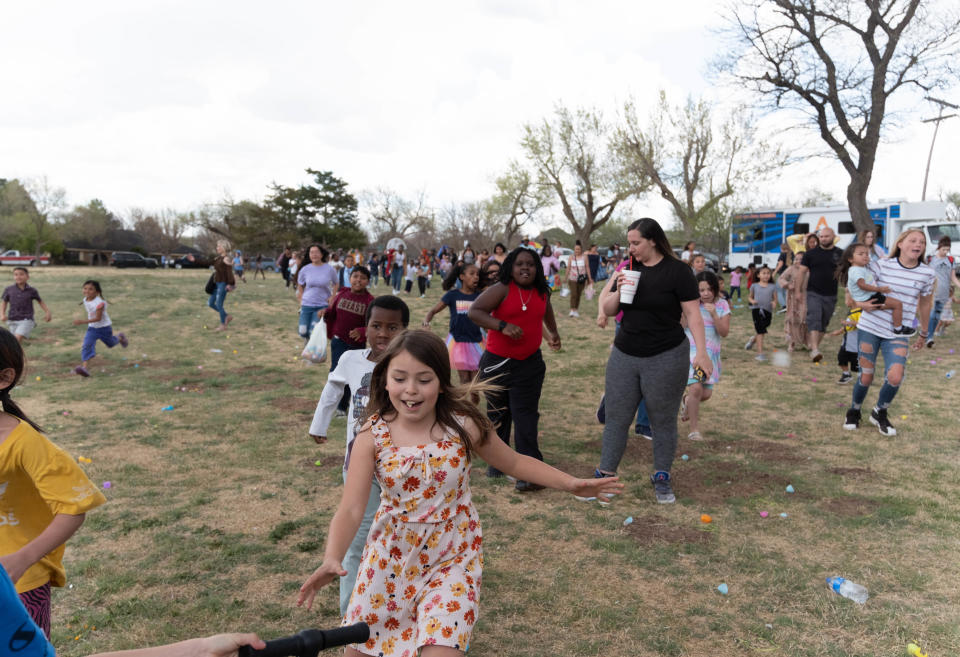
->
<box><xmin>298</xmin><ymin>330</ymin><xmax>622</xmax><ymax>657</ymax></box>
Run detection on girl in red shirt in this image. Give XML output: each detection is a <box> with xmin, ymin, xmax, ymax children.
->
<box><xmin>468</xmin><ymin>247</ymin><xmax>561</xmax><ymax>492</ymax></box>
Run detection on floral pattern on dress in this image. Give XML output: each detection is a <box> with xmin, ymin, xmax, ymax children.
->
<box><xmin>685</xmin><ymin>298</ymin><xmax>730</xmax><ymax>385</ymax></box>
<box><xmin>345</xmin><ymin>414</ymin><xmax>483</xmax><ymax>656</ymax></box>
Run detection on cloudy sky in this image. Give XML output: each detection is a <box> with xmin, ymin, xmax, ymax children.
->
<box><xmin>2</xmin><ymin>1</ymin><xmax>957</xmax><ymax>228</ymax></box>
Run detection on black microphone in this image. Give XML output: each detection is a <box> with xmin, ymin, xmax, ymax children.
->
<box><xmin>237</xmin><ymin>624</ymin><xmax>369</xmax><ymax>657</ymax></box>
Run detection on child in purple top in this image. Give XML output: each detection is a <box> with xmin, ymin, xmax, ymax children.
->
<box><xmin>1</xmin><ymin>268</ymin><xmax>52</xmax><ymax>343</ymax></box>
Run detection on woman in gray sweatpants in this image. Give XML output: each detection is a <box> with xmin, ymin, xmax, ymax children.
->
<box><xmin>595</xmin><ymin>218</ymin><xmax>711</xmax><ymax>504</ymax></box>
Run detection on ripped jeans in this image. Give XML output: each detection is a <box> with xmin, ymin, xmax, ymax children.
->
<box><xmin>850</xmin><ymin>329</ymin><xmax>909</xmax><ymax>410</ymax></box>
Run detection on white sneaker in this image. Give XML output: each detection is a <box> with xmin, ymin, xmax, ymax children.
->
<box><xmin>811</xmin><ymin>349</ymin><xmax>823</xmax><ymax>363</ymax></box>
<box><xmin>745</xmin><ymin>336</ymin><xmax>756</xmax><ymax>350</ymax></box>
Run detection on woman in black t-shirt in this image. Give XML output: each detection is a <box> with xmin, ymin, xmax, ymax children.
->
<box><xmin>591</xmin><ymin>218</ymin><xmax>711</xmax><ymax>504</ymax></box>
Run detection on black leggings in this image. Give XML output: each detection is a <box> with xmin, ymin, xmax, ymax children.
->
<box><xmin>477</xmin><ymin>350</ymin><xmax>546</xmax><ymax>461</ymax></box>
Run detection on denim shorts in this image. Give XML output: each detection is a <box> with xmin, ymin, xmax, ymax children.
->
<box><xmin>299</xmin><ymin>305</ymin><xmax>326</xmax><ymax>337</ymax></box>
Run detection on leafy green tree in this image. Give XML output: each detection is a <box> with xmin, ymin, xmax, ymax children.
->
<box><xmin>0</xmin><ymin>179</ymin><xmax>39</xmax><ymax>248</ymax></box>
<box><xmin>10</xmin><ymin>176</ymin><xmax>66</xmax><ymax>256</ymax></box>
<box><xmin>59</xmin><ymin>199</ymin><xmax>126</xmax><ymax>248</ymax></box>
<box><xmin>268</xmin><ymin>169</ymin><xmax>366</xmax><ymax>249</ymax></box>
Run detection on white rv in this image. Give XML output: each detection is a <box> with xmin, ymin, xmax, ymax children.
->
<box><xmin>728</xmin><ymin>201</ymin><xmax>960</xmax><ymax>270</ymax></box>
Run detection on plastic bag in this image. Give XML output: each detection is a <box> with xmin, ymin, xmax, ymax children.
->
<box><xmin>560</xmin><ymin>285</ymin><xmax>570</xmax><ymax>298</ymax></box>
<box><xmin>301</xmin><ymin>320</ymin><xmax>328</xmax><ymax>363</ymax></box>
<box><xmin>585</xmin><ymin>284</ymin><xmax>595</xmax><ymax>301</ymax></box>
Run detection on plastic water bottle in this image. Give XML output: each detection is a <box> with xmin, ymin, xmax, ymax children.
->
<box><xmin>947</xmin><ymin>369</ymin><xmax>956</xmax><ymax>379</ymax></box>
<box><xmin>825</xmin><ymin>576</ymin><xmax>868</xmax><ymax>604</ymax></box>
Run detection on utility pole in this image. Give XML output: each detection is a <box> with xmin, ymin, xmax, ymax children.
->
<box><xmin>921</xmin><ymin>96</ymin><xmax>958</xmax><ymax>201</ymax></box>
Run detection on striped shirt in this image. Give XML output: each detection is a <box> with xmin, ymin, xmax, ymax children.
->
<box><xmin>857</xmin><ymin>257</ymin><xmax>934</xmax><ymax>339</ymax></box>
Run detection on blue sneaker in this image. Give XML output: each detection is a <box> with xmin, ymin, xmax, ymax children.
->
<box><xmin>651</xmin><ymin>471</ymin><xmax>675</xmax><ymax>504</ymax></box>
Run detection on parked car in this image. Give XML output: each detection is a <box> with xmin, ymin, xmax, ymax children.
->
<box><xmin>173</xmin><ymin>254</ymin><xmax>213</xmax><ymax>269</ymax></box>
<box><xmin>554</xmin><ymin>247</ymin><xmax>574</xmax><ymax>269</ymax></box>
<box><xmin>111</xmin><ymin>251</ymin><xmax>159</xmax><ymax>268</ymax></box>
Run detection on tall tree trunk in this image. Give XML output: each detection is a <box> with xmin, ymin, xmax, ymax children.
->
<box><xmin>846</xmin><ymin>176</ymin><xmax>874</xmax><ymax>234</ymax></box>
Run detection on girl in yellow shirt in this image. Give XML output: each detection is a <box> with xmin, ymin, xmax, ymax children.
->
<box><xmin>0</xmin><ymin>328</ymin><xmax>106</xmax><ymax>636</ymax></box>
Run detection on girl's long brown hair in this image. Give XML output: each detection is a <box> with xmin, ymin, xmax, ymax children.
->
<box><xmin>365</xmin><ymin>330</ymin><xmax>493</xmax><ymax>459</ymax></box>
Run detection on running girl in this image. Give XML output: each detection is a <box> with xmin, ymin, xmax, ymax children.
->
<box><xmin>0</xmin><ymin>328</ymin><xmax>106</xmax><ymax>634</ymax></box>
<box><xmin>297</xmin><ymin>330</ymin><xmax>622</xmax><ymax>657</ymax></box>
<box><xmin>422</xmin><ymin>263</ymin><xmax>484</xmax><ymax>385</ymax></box>
<box><xmin>73</xmin><ymin>280</ymin><xmax>128</xmax><ymax>377</ymax></box>
<box><xmin>745</xmin><ymin>266</ymin><xmax>776</xmax><ymax>361</ymax></box>
<box><xmin>467</xmin><ymin>247</ymin><xmax>562</xmax><ymax>490</ymax></box>
<box><xmin>680</xmin><ymin>272</ymin><xmax>730</xmax><ymax>441</ymax></box>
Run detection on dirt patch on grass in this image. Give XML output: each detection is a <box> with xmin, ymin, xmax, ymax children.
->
<box><xmin>828</xmin><ymin>466</ymin><xmax>876</xmax><ymax>479</ymax></box>
<box><xmin>624</xmin><ymin>515</ymin><xmax>712</xmax><ymax>546</ymax></box>
<box><xmin>819</xmin><ymin>496</ymin><xmax>881</xmax><ymax>517</ymax></box>
<box><xmin>681</xmin><ymin>460</ymin><xmax>789</xmax><ymax>504</ymax></box>
<box><xmin>730</xmin><ymin>439</ymin><xmax>807</xmax><ymax>464</ymax></box>
<box><xmin>300</xmin><ymin>455</ymin><xmax>342</xmax><ymax>470</ymax></box>
<box><xmin>271</xmin><ymin>397</ymin><xmax>317</xmax><ymax>412</ymax></box>
<box><xmin>544</xmin><ymin>457</ymin><xmax>596</xmax><ymax>479</ymax></box>
<box><xmin>584</xmin><ymin>437</ymin><xmax>651</xmax><ymax>463</ymax></box>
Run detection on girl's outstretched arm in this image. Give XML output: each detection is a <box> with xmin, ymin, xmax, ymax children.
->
<box><xmin>422</xmin><ymin>300</ymin><xmax>448</xmax><ymax>326</ymax></box>
<box><xmin>472</xmin><ymin>421</ymin><xmax>623</xmax><ymax>500</ymax></box>
<box><xmin>0</xmin><ymin>513</ymin><xmax>85</xmax><ymax>584</ymax></box>
<box><xmin>297</xmin><ymin>431</ymin><xmax>376</xmax><ymax>610</ymax></box>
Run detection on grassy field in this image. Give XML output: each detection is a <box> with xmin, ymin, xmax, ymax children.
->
<box><xmin>8</xmin><ymin>266</ymin><xmax>960</xmax><ymax>657</ymax></box>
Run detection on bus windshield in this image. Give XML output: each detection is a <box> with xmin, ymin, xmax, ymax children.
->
<box><xmin>928</xmin><ymin>224</ymin><xmax>960</xmax><ymax>243</ymax></box>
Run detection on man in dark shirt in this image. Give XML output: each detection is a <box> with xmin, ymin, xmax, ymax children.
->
<box><xmin>804</xmin><ymin>227</ymin><xmax>843</xmax><ymax>362</ymax></box>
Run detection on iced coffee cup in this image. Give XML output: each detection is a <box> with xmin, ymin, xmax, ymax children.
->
<box><xmin>619</xmin><ymin>270</ymin><xmax>641</xmax><ymax>304</ymax></box>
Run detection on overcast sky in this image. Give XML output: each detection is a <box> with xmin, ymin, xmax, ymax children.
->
<box><xmin>2</xmin><ymin>1</ymin><xmax>958</xmax><ymax>229</ymax></box>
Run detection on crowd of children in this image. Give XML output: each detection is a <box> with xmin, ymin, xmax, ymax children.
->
<box><xmin>2</xmin><ymin>227</ymin><xmax>958</xmax><ymax>656</ymax></box>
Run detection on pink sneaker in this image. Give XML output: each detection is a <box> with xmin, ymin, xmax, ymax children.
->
<box><xmin>117</xmin><ymin>332</ymin><xmax>129</xmax><ymax>348</ymax></box>
<box><xmin>74</xmin><ymin>366</ymin><xmax>90</xmax><ymax>377</ymax></box>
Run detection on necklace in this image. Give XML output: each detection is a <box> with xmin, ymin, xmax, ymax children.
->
<box><xmin>518</xmin><ymin>287</ymin><xmax>533</xmax><ymax>311</ymax></box>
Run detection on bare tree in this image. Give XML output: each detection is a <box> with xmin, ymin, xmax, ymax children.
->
<box><xmin>436</xmin><ymin>201</ymin><xmax>499</xmax><ymax>250</ymax></box>
<box><xmin>129</xmin><ymin>208</ymin><xmax>190</xmax><ymax>255</ymax></box>
<box><xmin>488</xmin><ymin>163</ymin><xmax>549</xmax><ymax>246</ymax></box>
<box><xmin>719</xmin><ymin>0</ymin><xmax>960</xmax><ymax>232</ymax></box>
<box><xmin>617</xmin><ymin>91</ymin><xmax>787</xmax><ymax>240</ymax></box>
<box><xmin>362</xmin><ymin>188</ymin><xmax>436</xmax><ymax>246</ymax></box>
<box><xmin>520</xmin><ymin>104</ymin><xmax>645</xmax><ymax>245</ymax></box>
